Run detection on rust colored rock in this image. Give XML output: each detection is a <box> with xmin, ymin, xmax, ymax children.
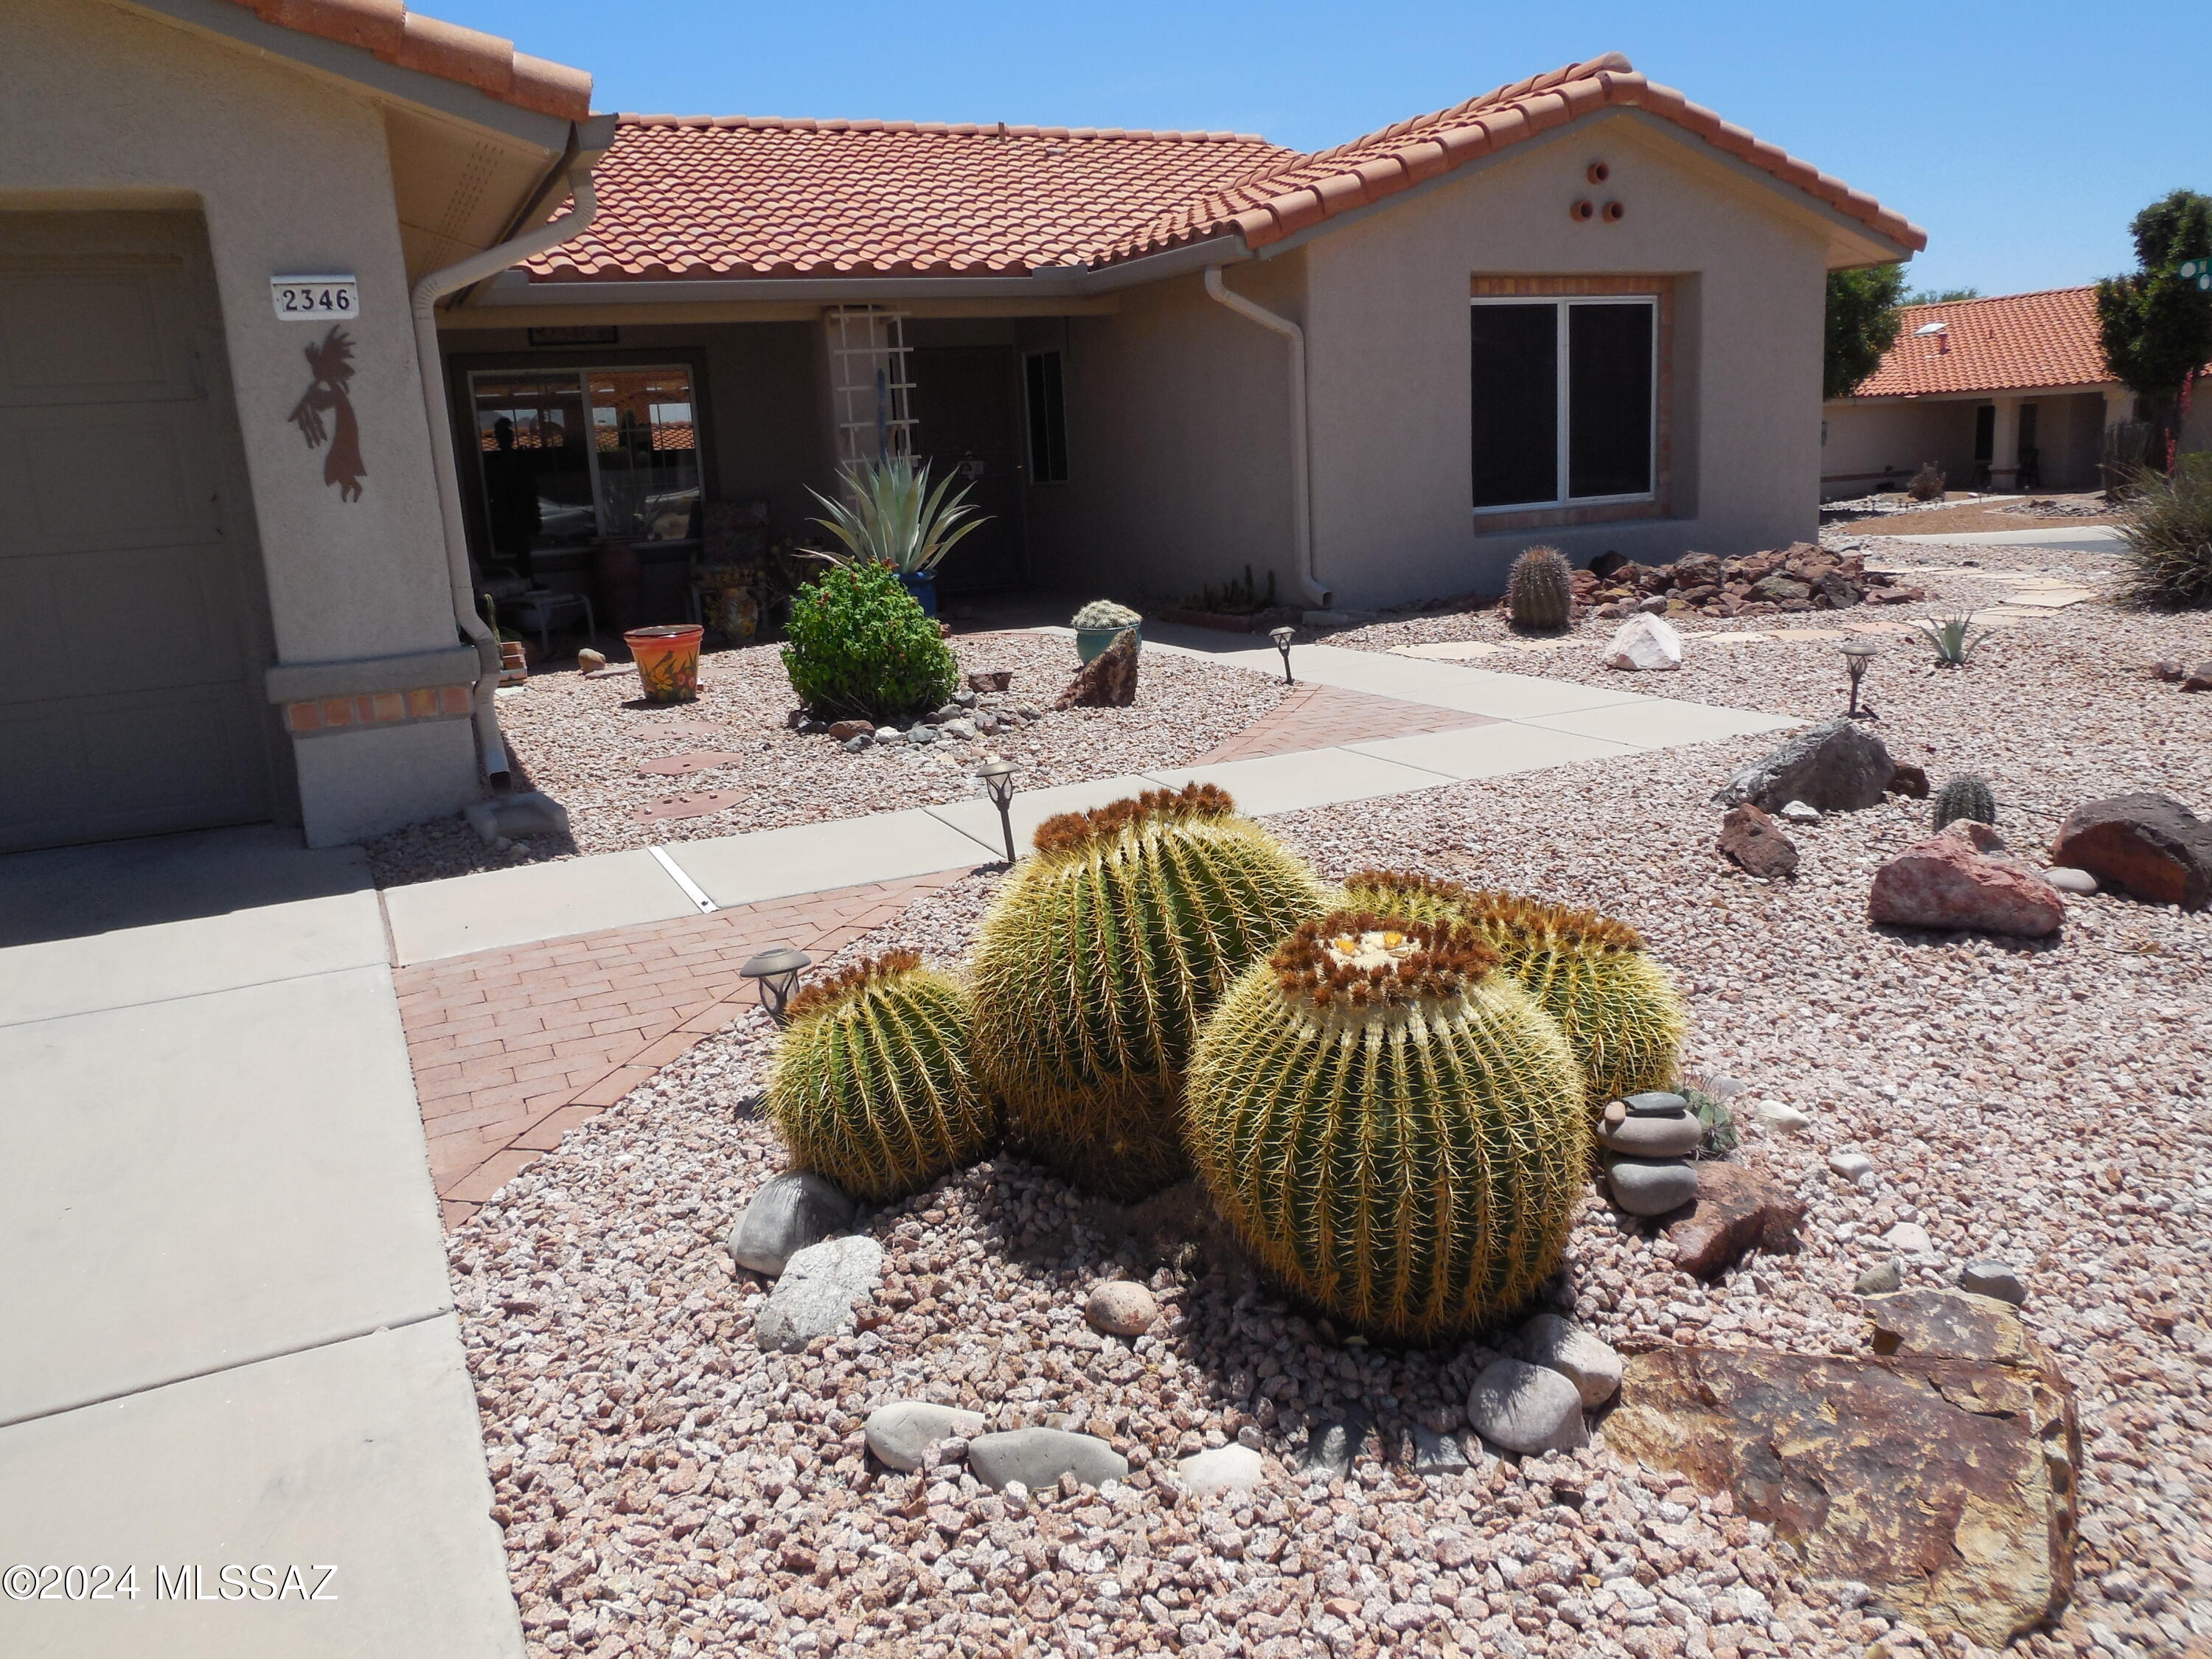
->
<box><xmin>1944</xmin><ymin>819</ymin><xmax>2008</xmax><ymax>855</ymax></box>
<box><xmin>1663</xmin><ymin>1161</ymin><xmax>1804</xmax><ymax>1277</ymax></box>
<box><xmin>1606</xmin><ymin>1341</ymin><xmax>2078</xmax><ymax>1648</ymax></box>
<box><xmin>1054</xmin><ymin>627</ymin><xmax>1140</xmax><ymax>710</ymax></box>
<box><xmin>2150</xmin><ymin>658</ymin><xmax>2186</xmax><ymax>683</ymax></box>
<box><xmin>966</xmin><ymin>669</ymin><xmax>1014</xmax><ymax>693</ymax></box>
<box><xmin>827</xmin><ymin>720</ymin><xmax>874</xmax><ymax>742</ymax></box>
<box><xmin>1717</xmin><ymin>803</ymin><xmax>1798</xmax><ymax>878</ymax></box>
<box><xmin>1865</xmin><ymin>1288</ymin><xmax>2033</xmax><ymax>1365</ymax></box>
<box><xmin>1887</xmin><ymin>762</ymin><xmax>1930</xmax><ymax>799</ymax></box>
<box><xmin>1868</xmin><ymin>835</ymin><xmax>2065</xmax><ymax>936</ymax></box>
<box><xmin>2049</xmin><ymin>793</ymin><xmax>2212</xmax><ymax>909</ymax></box>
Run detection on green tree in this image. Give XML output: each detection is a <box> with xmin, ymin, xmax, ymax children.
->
<box><xmin>1905</xmin><ymin>285</ymin><xmax>1981</xmax><ymax>304</ymax></box>
<box><xmin>1824</xmin><ymin>264</ymin><xmax>1906</xmax><ymax>399</ymax></box>
<box><xmin>2095</xmin><ymin>189</ymin><xmax>2212</xmax><ymax>470</ymax></box>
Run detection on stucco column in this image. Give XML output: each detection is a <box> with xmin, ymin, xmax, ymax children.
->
<box><xmin>2101</xmin><ymin>386</ymin><xmax>2135</xmax><ymax>430</ymax></box>
<box><xmin>1987</xmin><ymin>396</ymin><xmax>2023</xmax><ymax>490</ymax></box>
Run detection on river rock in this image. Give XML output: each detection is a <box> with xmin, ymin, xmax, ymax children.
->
<box><xmin>1664</xmin><ymin>1161</ymin><xmax>1806</xmax><ymax>1278</ymax></box>
<box><xmin>1714</xmin><ymin>717</ymin><xmax>1895</xmax><ymax>814</ymax></box>
<box><xmin>1510</xmin><ymin>1312</ymin><xmax>1624</xmax><ymax>1405</ymax></box>
<box><xmin>1177</xmin><ymin>1444</ymin><xmax>1265</xmax><ymax>1496</ymax></box>
<box><xmin>1083</xmin><ymin>1280</ymin><xmax>1158</xmax><ymax>1337</ymax></box>
<box><xmin>1606</xmin><ymin>1338</ymin><xmax>2078</xmax><ymax>1646</ymax></box>
<box><xmin>1606</xmin><ymin>1156</ymin><xmax>1700</xmax><ymax>1217</ymax></box>
<box><xmin>865</xmin><ymin>1401</ymin><xmax>987</xmax><ymax>1472</ymax></box>
<box><xmin>2048</xmin><ymin>793</ymin><xmax>2212</xmax><ymax>909</ymax></box>
<box><xmin>1854</xmin><ymin>1258</ymin><xmax>1903</xmax><ymax>1295</ymax></box>
<box><xmin>968</xmin><ymin>1428</ymin><xmax>1129</xmax><ymax>1492</ymax></box>
<box><xmin>728</xmin><ymin>1172</ymin><xmax>854</xmax><ymax>1276</ymax></box>
<box><xmin>753</xmin><ymin>1235</ymin><xmax>883</xmax><ymax>1352</ymax></box>
<box><xmin>1598</xmin><ymin>1111</ymin><xmax>1704</xmax><ymax>1158</ymax></box>
<box><xmin>1467</xmin><ymin>1358</ymin><xmax>1587</xmax><ymax>1454</ymax></box>
<box><xmin>1623</xmin><ymin>1090</ymin><xmax>1689</xmax><ymax>1115</ymax></box>
<box><xmin>1959</xmin><ymin>1259</ymin><xmax>2028</xmax><ymax>1307</ymax></box>
<box><xmin>2041</xmin><ymin>866</ymin><xmax>2098</xmax><ymax>895</ymax></box>
<box><xmin>1868</xmin><ymin>834</ymin><xmax>2065</xmax><ymax>936</ymax></box>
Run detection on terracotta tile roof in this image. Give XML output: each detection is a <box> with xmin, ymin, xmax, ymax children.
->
<box><xmin>1849</xmin><ymin>287</ymin><xmax>2115</xmax><ymax>398</ymax></box>
<box><xmin>521</xmin><ymin>52</ymin><xmax>1921</xmax><ymax>284</ymax></box>
<box><xmin>217</xmin><ymin>0</ymin><xmax>591</xmax><ymax>122</ymax></box>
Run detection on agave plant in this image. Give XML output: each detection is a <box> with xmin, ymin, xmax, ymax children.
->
<box><xmin>808</xmin><ymin>456</ymin><xmax>989</xmax><ymax>575</ymax></box>
<box><xmin>1914</xmin><ymin>611</ymin><xmax>1994</xmax><ymax>666</ymax></box>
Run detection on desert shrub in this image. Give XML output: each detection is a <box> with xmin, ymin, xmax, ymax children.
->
<box><xmin>2113</xmin><ymin>457</ymin><xmax>2212</xmax><ymax>610</ymax></box>
<box><xmin>782</xmin><ymin>560</ymin><xmax>959</xmax><ymax>720</ymax></box>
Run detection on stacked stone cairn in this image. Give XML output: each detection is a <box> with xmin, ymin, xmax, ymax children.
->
<box><xmin>1598</xmin><ymin>1089</ymin><xmax>1703</xmax><ymax>1217</ymax></box>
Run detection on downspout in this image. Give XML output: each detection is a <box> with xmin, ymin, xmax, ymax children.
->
<box><xmin>1203</xmin><ymin>264</ymin><xmax>1327</xmax><ymax>607</ymax></box>
<box><xmin>411</xmin><ymin>170</ymin><xmax>600</xmax><ymax>780</ymax></box>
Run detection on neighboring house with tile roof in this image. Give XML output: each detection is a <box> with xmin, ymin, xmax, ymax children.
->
<box><xmin>1820</xmin><ymin>286</ymin><xmax>2210</xmax><ymax>498</ymax></box>
<box><xmin>4</xmin><ymin>0</ymin><xmax>608</xmax><ymax>852</ymax></box>
<box><xmin>437</xmin><ymin>51</ymin><xmax>1924</xmax><ymax>616</ymax></box>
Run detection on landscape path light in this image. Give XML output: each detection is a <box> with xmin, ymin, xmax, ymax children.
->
<box><xmin>1840</xmin><ymin>636</ymin><xmax>1878</xmax><ymax>720</ymax></box>
<box><xmin>1270</xmin><ymin>625</ymin><xmax>1296</xmax><ymax>685</ymax></box>
<box><xmin>975</xmin><ymin>757</ymin><xmax>1019</xmax><ymax>863</ymax></box>
<box><xmin>740</xmin><ymin>945</ymin><xmax>812</xmax><ymax>1024</ymax></box>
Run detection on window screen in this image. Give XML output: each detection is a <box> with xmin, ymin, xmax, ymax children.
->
<box><xmin>1469</xmin><ymin>304</ymin><xmax>1558</xmax><ymax>508</ymax></box>
<box><xmin>1025</xmin><ymin>350</ymin><xmax>1068</xmax><ymax>483</ymax></box>
<box><xmin>1566</xmin><ymin>302</ymin><xmax>1654</xmax><ymax>499</ymax></box>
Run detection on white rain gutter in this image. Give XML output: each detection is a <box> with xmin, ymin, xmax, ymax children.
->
<box><xmin>411</xmin><ymin>172</ymin><xmax>600</xmax><ymax>779</ymax></box>
<box><xmin>1203</xmin><ymin>264</ymin><xmax>1327</xmax><ymax>606</ymax></box>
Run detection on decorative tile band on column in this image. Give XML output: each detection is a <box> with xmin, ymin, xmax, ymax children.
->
<box><xmin>286</xmin><ymin>684</ymin><xmax>473</xmax><ymax>735</ymax></box>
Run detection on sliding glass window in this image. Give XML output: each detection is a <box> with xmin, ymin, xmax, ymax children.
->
<box><xmin>1470</xmin><ymin>298</ymin><xmax>1655</xmax><ymax>512</ymax></box>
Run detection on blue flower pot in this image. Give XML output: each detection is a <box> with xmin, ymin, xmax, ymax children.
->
<box><xmin>896</xmin><ymin>569</ymin><xmax>937</xmax><ymax>617</ymax></box>
<box><xmin>1076</xmin><ymin>623</ymin><xmax>1141</xmax><ymax>664</ymax></box>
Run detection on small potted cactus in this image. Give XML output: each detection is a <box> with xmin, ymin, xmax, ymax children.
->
<box><xmin>1071</xmin><ymin>599</ymin><xmax>1143</xmax><ymax>664</ymax></box>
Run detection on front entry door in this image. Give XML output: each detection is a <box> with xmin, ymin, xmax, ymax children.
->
<box><xmin>910</xmin><ymin>345</ymin><xmax>1025</xmax><ymax>594</ymax></box>
<box><xmin>0</xmin><ymin>212</ymin><xmax>273</xmax><ymax>851</ymax></box>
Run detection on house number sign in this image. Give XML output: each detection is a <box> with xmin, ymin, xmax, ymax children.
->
<box><xmin>270</xmin><ymin>274</ymin><xmax>361</xmax><ymax>320</ymax></box>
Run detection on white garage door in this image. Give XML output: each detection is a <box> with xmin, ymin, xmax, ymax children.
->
<box><xmin>0</xmin><ymin>212</ymin><xmax>274</xmax><ymax>852</ymax></box>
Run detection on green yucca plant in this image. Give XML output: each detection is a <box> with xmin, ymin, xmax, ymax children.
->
<box><xmin>1185</xmin><ymin>911</ymin><xmax>1587</xmax><ymax>1341</ymax></box>
<box><xmin>967</xmin><ymin>785</ymin><xmax>1332</xmax><ymax>1201</ymax></box>
<box><xmin>1341</xmin><ymin>872</ymin><xmax>1685</xmax><ymax>1105</ymax></box>
<box><xmin>2112</xmin><ymin>457</ymin><xmax>2212</xmax><ymax>610</ymax></box>
<box><xmin>1930</xmin><ymin>774</ymin><xmax>1998</xmax><ymax>832</ymax></box>
<box><xmin>1507</xmin><ymin>545</ymin><xmax>1574</xmax><ymax>632</ymax></box>
<box><xmin>809</xmin><ymin>455</ymin><xmax>988</xmax><ymax>575</ymax></box>
<box><xmin>1915</xmin><ymin>611</ymin><xmax>1994</xmax><ymax>666</ymax></box>
<box><xmin>764</xmin><ymin>951</ymin><xmax>998</xmax><ymax>1203</ymax></box>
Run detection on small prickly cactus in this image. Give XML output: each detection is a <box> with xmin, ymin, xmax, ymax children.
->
<box><xmin>765</xmin><ymin>951</ymin><xmax>998</xmax><ymax>1203</ymax></box>
<box><xmin>1507</xmin><ymin>544</ymin><xmax>1574</xmax><ymax>631</ymax></box>
<box><xmin>1342</xmin><ymin>871</ymin><xmax>1685</xmax><ymax>1104</ymax></box>
<box><xmin>1930</xmin><ymin>774</ymin><xmax>1997</xmax><ymax>832</ymax></box>
<box><xmin>968</xmin><ymin>784</ymin><xmax>1332</xmax><ymax>1200</ymax></box>
<box><xmin>1185</xmin><ymin>911</ymin><xmax>1587</xmax><ymax>1340</ymax></box>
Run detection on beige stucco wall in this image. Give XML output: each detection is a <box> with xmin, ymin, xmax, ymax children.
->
<box><xmin>1015</xmin><ymin>261</ymin><xmax>1300</xmax><ymax>606</ymax></box>
<box><xmin>1820</xmin><ymin>400</ymin><xmax>1975</xmax><ymax>496</ymax></box>
<box><xmin>1295</xmin><ymin>111</ymin><xmax>1837</xmax><ymax>606</ymax></box>
<box><xmin>1</xmin><ymin>0</ymin><xmax>479</xmax><ymax>846</ymax></box>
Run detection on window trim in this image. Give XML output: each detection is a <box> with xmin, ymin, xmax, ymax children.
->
<box><xmin>1470</xmin><ymin>294</ymin><xmax>1658</xmax><ymax>516</ymax></box>
<box><xmin>1023</xmin><ymin>347</ymin><xmax>1069</xmax><ymax>485</ymax></box>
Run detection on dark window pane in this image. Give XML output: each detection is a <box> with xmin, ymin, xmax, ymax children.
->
<box><xmin>1026</xmin><ymin>351</ymin><xmax>1068</xmax><ymax>483</ymax></box>
<box><xmin>1567</xmin><ymin>303</ymin><xmax>1653</xmax><ymax>498</ymax></box>
<box><xmin>1470</xmin><ymin>304</ymin><xmax>1557</xmax><ymax>507</ymax></box>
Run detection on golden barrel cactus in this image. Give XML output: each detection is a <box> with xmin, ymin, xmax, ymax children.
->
<box><xmin>764</xmin><ymin>951</ymin><xmax>998</xmax><ymax>1203</ymax></box>
<box><xmin>1184</xmin><ymin>911</ymin><xmax>1587</xmax><ymax>1341</ymax></box>
<box><xmin>1342</xmin><ymin>871</ymin><xmax>1686</xmax><ymax>1103</ymax></box>
<box><xmin>968</xmin><ymin>784</ymin><xmax>1331</xmax><ymax>1200</ymax></box>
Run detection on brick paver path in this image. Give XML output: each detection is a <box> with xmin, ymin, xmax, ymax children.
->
<box><xmin>1191</xmin><ymin>682</ymin><xmax>1495</xmax><ymax>765</ymax></box>
<box><xmin>395</xmin><ymin>867</ymin><xmax>975</xmax><ymax>1229</ymax></box>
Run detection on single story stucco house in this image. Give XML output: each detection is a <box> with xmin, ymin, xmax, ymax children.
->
<box><xmin>4</xmin><ymin>0</ymin><xmax>1921</xmax><ymax>853</ymax></box>
<box><xmin>1821</xmin><ymin>286</ymin><xmax>2212</xmax><ymax>498</ymax></box>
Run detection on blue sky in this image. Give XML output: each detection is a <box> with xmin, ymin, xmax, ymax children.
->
<box><xmin>448</xmin><ymin>0</ymin><xmax>2205</xmax><ymax>296</ymax></box>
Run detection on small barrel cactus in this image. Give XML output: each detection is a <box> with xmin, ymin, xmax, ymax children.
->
<box><xmin>1071</xmin><ymin>599</ymin><xmax>1142</xmax><ymax>630</ymax></box>
<box><xmin>1507</xmin><ymin>544</ymin><xmax>1574</xmax><ymax>631</ymax></box>
<box><xmin>1342</xmin><ymin>871</ymin><xmax>1685</xmax><ymax>1104</ymax></box>
<box><xmin>1930</xmin><ymin>774</ymin><xmax>1997</xmax><ymax>832</ymax></box>
<box><xmin>1185</xmin><ymin>911</ymin><xmax>1587</xmax><ymax>1341</ymax></box>
<box><xmin>968</xmin><ymin>784</ymin><xmax>1331</xmax><ymax>1200</ymax></box>
<box><xmin>764</xmin><ymin>951</ymin><xmax>998</xmax><ymax>1203</ymax></box>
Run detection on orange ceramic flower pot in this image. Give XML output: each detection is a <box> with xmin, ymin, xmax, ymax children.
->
<box><xmin>625</xmin><ymin>623</ymin><xmax>703</xmax><ymax>703</ymax></box>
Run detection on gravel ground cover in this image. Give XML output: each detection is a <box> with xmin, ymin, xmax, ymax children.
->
<box><xmin>366</xmin><ymin>630</ymin><xmax>1289</xmax><ymax>887</ymax></box>
<box><xmin>449</xmin><ymin>577</ymin><xmax>2212</xmax><ymax>1659</ymax></box>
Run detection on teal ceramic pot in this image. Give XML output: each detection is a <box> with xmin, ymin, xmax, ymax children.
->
<box><xmin>1075</xmin><ymin>623</ymin><xmax>1141</xmax><ymax>664</ymax></box>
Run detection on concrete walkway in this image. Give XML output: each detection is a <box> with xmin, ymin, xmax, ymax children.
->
<box><xmin>0</xmin><ymin>829</ymin><xmax>521</xmax><ymax>1658</ymax></box>
<box><xmin>1881</xmin><ymin>524</ymin><xmax>2125</xmax><ymax>553</ymax></box>
<box><xmin>383</xmin><ymin>636</ymin><xmax>1798</xmax><ymax>967</ymax></box>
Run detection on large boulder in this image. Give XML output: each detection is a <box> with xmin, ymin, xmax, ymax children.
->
<box><xmin>1663</xmin><ymin>1161</ymin><xmax>1805</xmax><ymax>1278</ymax></box>
<box><xmin>1869</xmin><ymin>832</ymin><xmax>2065</xmax><ymax>937</ymax></box>
<box><xmin>1054</xmin><ymin>627</ymin><xmax>1140</xmax><ymax>709</ymax></box>
<box><xmin>1715</xmin><ymin>718</ymin><xmax>1894</xmax><ymax>814</ymax></box>
<box><xmin>1607</xmin><ymin>1324</ymin><xmax>2078</xmax><ymax>1647</ymax></box>
<box><xmin>2048</xmin><ymin>793</ymin><xmax>2212</xmax><ymax>910</ymax></box>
